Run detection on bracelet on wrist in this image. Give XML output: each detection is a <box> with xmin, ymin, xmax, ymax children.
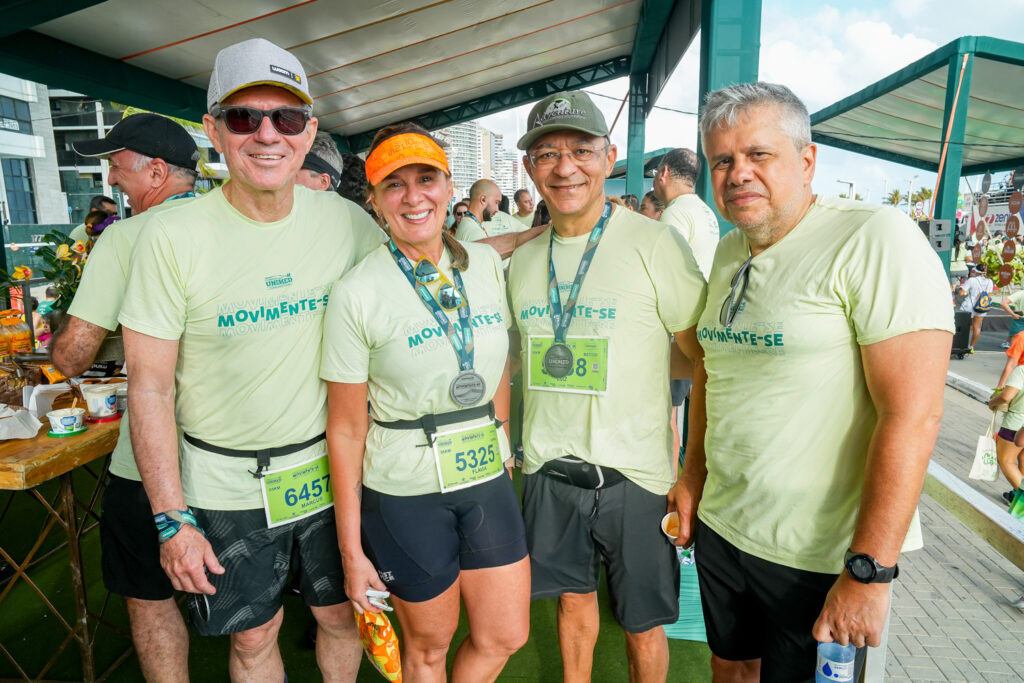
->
<box><xmin>154</xmin><ymin>508</ymin><xmax>203</xmax><ymax>544</ymax></box>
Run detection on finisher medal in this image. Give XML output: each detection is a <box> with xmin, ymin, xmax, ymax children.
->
<box><xmin>543</xmin><ymin>343</ymin><xmax>574</xmax><ymax>378</ymax></box>
<box><xmin>449</xmin><ymin>370</ymin><xmax>487</xmax><ymax>407</ymax></box>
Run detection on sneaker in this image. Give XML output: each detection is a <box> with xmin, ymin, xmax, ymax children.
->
<box><xmin>1011</xmin><ymin>595</ymin><xmax>1024</xmax><ymax>610</ymax></box>
<box><xmin>1003</xmin><ymin>340</ymin><xmax>1012</xmax><ymax>349</ymax></box>
<box><xmin>969</xmin><ymin>346</ymin><xmax>975</xmax><ymax>354</ymax></box>
<box><xmin>1003</xmin><ymin>490</ymin><xmax>1016</xmax><ymax>505</ymax></box>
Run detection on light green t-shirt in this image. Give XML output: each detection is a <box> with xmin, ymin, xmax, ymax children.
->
<box><xmin>1005</xmin><ymin>289</ymin><xmax>1024</xmax><ymax>313</ymax></box>
<box><xmin>68</xmin><ymin>223</ymin><xmax>89</xmax><ymax>243</ymax></box>
<box><xmin>455</xmin><ymin>214</ymin><xmax>488</xmax><ymax>242</ymax></box>
<box><xmin>68</xmin><ymin>199</ymin><xmax>190</xmax><ymax>481</ymax></box>
<box><xmin>513</xmin><ymin>211</ymin><xmax>535</xmax><ymax>227</ymax></box>
<box><xmin>697</xmin><ymin>196</ymin><xmax>954</xmax><ymax>574</ymax></box>
<box><xmin>321</xmin><ymin>242</ymin><xmax>512</xmax><ymax>496</ymax></box>
<box><xmin>660</xmin><ymin>193</ymin><xmax>719</xmax><ymax>279</ymax></box>
<box><xmin>482</xmin><ymin>211</ymin><xmax>523</xmax><ymax>237</ymax></box>
<box><xmin>507</xmin><ymin>206</ymin><xmax>707</xmax><ymax>495</ymax></box>
<box><xmin>118</xmin><ymin>185</ymin><xmax>385</xmax><ymax>510</ymax></box>
<box><xmin>1003</xmin><ymin>365</ymin><xmax>1024</xmax><ymax>431</ymax></box>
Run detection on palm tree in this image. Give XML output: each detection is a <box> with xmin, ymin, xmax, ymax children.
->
<box><xmin>911</xmin><ymin>187</ymin><xmax>933</xmax><ymax>211</ymax></box>
<box><xmin>884</xmin><ymin>189</ymin><xmax>904</xmax><ymax>207</ymax></box>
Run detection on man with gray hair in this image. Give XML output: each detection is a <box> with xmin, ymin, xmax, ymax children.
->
<box><xmin>119</xmin><ymin>38</ymin><xmax>383</xmax><ymax>682</ymax></box>
<box><xmin>654</xmin><ymin>148</ymin><xmax>719</xmax><ymax>278</ymax></box>
<box><xmin>670</xmin><ymin>82</ymin><xmax>952</xmax><ymax>681</ymax></box>
<box><xmin>297</xmin><ymin>131</ymin><xmax>344</xmax><ymax>192</ymax></box>
<box><xmin>52</xmin><ymin>112</ymin><xmax>200</xmax><ymax>683</ymax></box>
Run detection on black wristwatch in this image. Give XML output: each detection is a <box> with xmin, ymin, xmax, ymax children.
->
<box><xmin>844</xmin><ymin>549</ymin><xmax>899</xmax><ymax>583</ymax></box>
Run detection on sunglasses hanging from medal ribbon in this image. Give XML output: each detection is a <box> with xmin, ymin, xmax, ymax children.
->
<box><xmin>542</xmin><ymin>202</ymin><xmax>612</xmax><ymax>379</ymax></box>
<box><xmin>386</xmin><ymin>240</ymin><xmax>486</xmax><ymax>407</ymax></box>
<box><xmin>718</xmin><ymin>255</ymin><xmax>752</xmax><ymax>328</ymax></box>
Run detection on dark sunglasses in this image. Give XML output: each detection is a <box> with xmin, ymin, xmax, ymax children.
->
<box><xmin>211</xmin><ymin>105</ymin><xmax>312</xmax><ymax>136</ymax></box>
<box><xmin>454</xmin><ymin>211</ymin><xmax>467</xmax><ymax>216</ymax></box>
<box><xmin>719</xmin><ymin>255</ymin><xmax>752</xmax><ymax>327</ymax></box>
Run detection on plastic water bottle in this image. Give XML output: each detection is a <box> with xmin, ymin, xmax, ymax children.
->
<box><xmin>815</xmin><ymin>641</ymin><xmax>855</xmax><ymax>682</ymax></box>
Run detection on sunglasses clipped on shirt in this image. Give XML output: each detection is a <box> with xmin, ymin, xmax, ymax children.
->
<box><xmin>719</xmin><ymin>255</ymin><xmax>752</xmax><ymax>327</ymax></box>
<box><xmin>210</xmin><ymin>104</ymin><xmax>313</xmax><ymax>136</ymax></box>
<box><xmin>413</xmin><ymin>258</ymin><xmax>465</xmax><ymax>311</ymax></box>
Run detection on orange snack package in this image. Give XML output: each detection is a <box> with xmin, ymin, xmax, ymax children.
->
<box><xmin>354</xmin><ymin>609</ymin><xmax>402</xmax><ymax>682</ymax></box>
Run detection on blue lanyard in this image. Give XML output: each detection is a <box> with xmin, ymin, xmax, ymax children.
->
<box><xmin>387</xmin><ymin>239</ymin><xmax>475</xmax><ymax>371</ymax></box>
<box><xmin>163</xmin><ymin>191</ymin><xmax>196</xmax><ymax>203</ymax></box>
<box><xmin>548</xmin><ymin>202</ymin><xmax>612</xmax><ymax>343</ymax></box>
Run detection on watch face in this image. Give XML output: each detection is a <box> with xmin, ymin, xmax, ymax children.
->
<box><xmin>849</xmin><ymin>556</ymin><xmax>876</xmax><ymax>581</ymax></box>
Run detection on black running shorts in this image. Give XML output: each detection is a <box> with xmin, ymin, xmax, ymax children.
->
<box><xmin>360</xmin><ymin>474</ymin><xmax>527</xmax><ymax>602</ymax></box>
<box><xmin>100</xmin><ymin>475</ymin><xmax>174</xmax><ymax>601</ymax></box>
<box><xmin>523</xmin><ymin>472</ymin><xmax>679</xmax><ymax>633</ymax></box>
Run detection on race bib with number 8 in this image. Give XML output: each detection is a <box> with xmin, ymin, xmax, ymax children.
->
<box><xmin>260</xmin><ymin>453</ymin><xmax>333</xmax><ymax>528</ymax></box>
<box><xmin>433</xmin><ymin>420</ymin><xmax>505</xmax><ymax>492</ymax></box>
<box><xmin>527</xmin><ymin>335</ymin><xmax>609</xmax><ymax>395</ymax></box>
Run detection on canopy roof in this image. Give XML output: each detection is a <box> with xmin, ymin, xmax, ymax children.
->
<box><xmin>0</xmin><ymin>0</ymin><xmax>696</xmax><ymax>152</ymax></box>
<box><xmin>609</xmin><ymin>147</ymin><xmax>671</xmax><ymax>178</ymax></box>
<box><xmin>810</xmin><ymin>36</ymin><xmax>1024</xmax><ymax>176</ymax></box>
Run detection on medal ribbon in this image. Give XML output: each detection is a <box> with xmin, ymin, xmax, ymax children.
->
<box><xmin>387</xmin><ymin>239</ymin><xmax>475</xmax><ymax>371</ymax></box>
<box><xmin>547</xmin><ymin>202</ymin><xmax>612</xmax><ymax>343</ymax></box>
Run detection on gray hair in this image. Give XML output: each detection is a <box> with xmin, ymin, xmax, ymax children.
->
<box><xmin>128</xmin><ymin>150</ymin><xmax>198</xmax><ymax>185</ymax></box>
<box><xmin>309</xmin><ymin>131</ymin><xmax>344</xmax><ymax>175</ymax></box>
<box><xmin>699</xmin><ymin>82</ymin><xmax>811</xmax><ymax>152</ymax></box>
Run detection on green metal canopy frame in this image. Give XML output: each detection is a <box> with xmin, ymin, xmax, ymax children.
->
<box><xmin>811</xmin><ymin>36</ymin><xmax>1024</xmax><ymax>177</ymax></box>
<box><xmin>811</xmin><ymin>35</ymin><xmax>1024</xmax><ymax>275</ymax></box>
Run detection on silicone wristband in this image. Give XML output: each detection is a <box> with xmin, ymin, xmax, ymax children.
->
<box><xmin>154</xmin><ymin>508</ymin><xmax>202</xmax><ymax>544</ymax></box>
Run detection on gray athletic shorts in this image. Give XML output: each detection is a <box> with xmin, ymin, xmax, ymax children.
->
<box><xmin>522</xmin><ymin>472</ymin><xmax>679</xmax><ymax>632</ymax></box>
<box><xmin>187</xmin><ymin>506</ymin><xmax>346</xmax><ymax>636</ymax></box>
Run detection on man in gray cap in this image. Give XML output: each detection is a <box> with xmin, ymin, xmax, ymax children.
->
<box><xmin>51</xmin><ymin>112</ymin><xmax>199</xmax><ymax>683</ymax></box>
<box><xmin>119</xmin><ymin>38</ymin><xmax>383</xmax><ymax>682</ymax></box>
<box><xmin>507</xmin><ymin>90</ymin><xmax>708</xmax><ymax>681</ymax></box>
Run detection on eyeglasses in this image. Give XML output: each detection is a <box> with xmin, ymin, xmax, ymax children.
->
<box><xmin>719</xmin><ymin>255</ymin><xmax>752</xmax><ymax>327</ymax></box>
<box><xmin>413</xmin><ymin>258</ymin><xmax>465</xmax><ymax>311</ymax></box>
<box><xmin>454</xmin><ymin>211</ymin><xmax>467</xmax><ymax>217</ymax></box>
<box><xmin>211</xmin><ymin>105</ymin><xmax>312</xmax><ymax>136</ymax></box>
<box><xmin>528</xmin><ymin>145</ymin><xmax>608</xmax><ymax>168</ymax></box>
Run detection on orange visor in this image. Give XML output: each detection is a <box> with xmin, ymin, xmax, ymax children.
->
<box><xmin>365</xmin><ymin>133</ymin><xmax>450</xmax><ymax>186</ymax></box>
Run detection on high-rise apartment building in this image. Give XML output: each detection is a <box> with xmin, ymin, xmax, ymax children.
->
<box><xmin>437</xmin><ymin>121</ymin><xmax>481</xmax><ymax>199</ymax></box>
<box><xmin>0</xmin><ymin>75</ymin><xmax>67</xmax><ymax>226</ymax></box>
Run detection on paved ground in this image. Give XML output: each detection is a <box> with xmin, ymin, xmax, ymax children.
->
<box><xmin>880</xmin><ymin>348</ymin><xmax>1024</xmax><ymax>681</ymax></box>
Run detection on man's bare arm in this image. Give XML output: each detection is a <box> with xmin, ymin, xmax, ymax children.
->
<box><xmin>667</xmin><ymin>325</ymin><xmax>707</xmax><ymax>547</ymax></box>
<box><xmin>50</xmin><ymin>316</ymin><xmax>110</xmax><ymax>377</ymax></box>
<box><xmin>812</xmin><ymin>329</ymin><xmax>951</xmax><ymax>648</ymax></box>
<box><xmin>476</xmin><ymin>224</ymin><xmax>547</xmax><ymax>259</ymax></box>
<box><xmin>123</xmin><ymin>326</ymin><xmax>223</xmax><ymax>594</ymax></box>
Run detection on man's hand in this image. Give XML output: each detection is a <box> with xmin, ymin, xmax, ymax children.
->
<box><xmin>811</xmin><ymin>573</ymin><xmax>890</xmax><ymax>648</ymax></box>
<box><xmin>667</xmin><ymin>471</ymin><xmax>703</xmax><ymax>548</ymax></box>
<box><xmin>159</xmin><ymin>525</ymin><xmax>224</xmax><ymax>595</ymax></box>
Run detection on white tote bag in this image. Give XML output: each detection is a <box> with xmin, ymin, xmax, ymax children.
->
<box><xmin>969</xmin><ymin>412</ymin><xmax>1001</xmax><ymax>481</ymax></box>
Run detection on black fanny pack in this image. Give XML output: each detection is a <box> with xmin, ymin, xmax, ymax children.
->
<box><xmin>538</xmin><ymin>456</ymin><xmax>624</xmax><ymax>489</ymax></box>
<box><xmin>373</xmin><ymin>401</ymin><xmax>499</xmax><ymax>446</ymax></box>
<box><xmin>182</xmin><ymin>431</ymin><xmax>326</xmax><ymax>479</ymax></box>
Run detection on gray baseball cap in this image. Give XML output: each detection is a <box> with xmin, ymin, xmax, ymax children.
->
<box><xmin>517</xmin><ymin>90</ymin><xmax>609</xmax><ymax>151</ymax></box>
<box><xmin>207</xmin><ymin>38</ymin><xmax>311</xmax><ymax>112</ymax></box>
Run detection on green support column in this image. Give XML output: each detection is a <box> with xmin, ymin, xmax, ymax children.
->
<box><xmin>934</xmin><ymin>50</ymin><xmax>974</xmax><ymax>278</ymax></box>
<box><xmin>696</xmin><ymin>0</ymin><xmax>762</xmax><ymax>236</ymax></box>
<box><xmin>625</xmin><ymin>72</ymin><xmax>648</xmax><ymax>198</ymax></box>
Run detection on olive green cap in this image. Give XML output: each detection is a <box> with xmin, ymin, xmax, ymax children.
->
<box><xmin>517</xmin><ymin>90</ymin><xmax>609</xmax><ymax>151</ymax></box>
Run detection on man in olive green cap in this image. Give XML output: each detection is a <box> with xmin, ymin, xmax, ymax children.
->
<box><xmin>508</xmin><ymin>90</ymin><xmax>708</xmax><ymax>681</ymax></box>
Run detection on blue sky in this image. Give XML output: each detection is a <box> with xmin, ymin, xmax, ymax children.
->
<box><xmin>478</xmin><ymin>0</ymin><xmax>1024</xmax><ymax>206</ymax></box>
